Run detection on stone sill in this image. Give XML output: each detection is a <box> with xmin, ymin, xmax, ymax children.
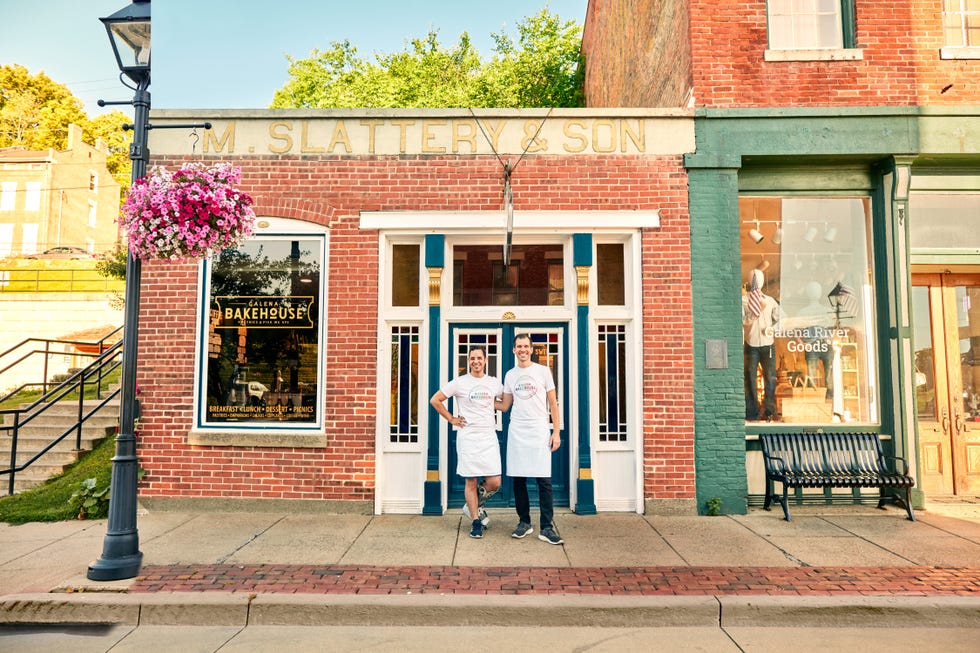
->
<box><xmin>940</xmin><ymin>46</ymin><xmax>980</xmax><ymax>60</ymax></box>
<box><xmin>188</xmin><ymin>429</ymin><xmax>326</xmax><ymax>448</ymax></box>
<box><xmin>764</xmin><ymin>48</ymin><xmax>863</xmax><ymax>62</ymax></box>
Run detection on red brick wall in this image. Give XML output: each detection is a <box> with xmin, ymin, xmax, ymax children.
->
<box><xmin>583</xmin><ymin>0</ymin><xmax>692</xmax><ymax>108</ymax></box>
<box><xmin>137</xmin><ymin>153</ymin><xmax>694</xmax><ymax>503</ymax></box>
<box><xmin>688</xmin><ymin>0</ymin><xmax>980</xmax><ymax>107</ymax></box>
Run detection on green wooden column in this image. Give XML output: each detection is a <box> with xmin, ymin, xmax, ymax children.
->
<box><xmin>423</xmin><ymin>234</ymin><xmax>445</xmax><ymax>515</ymax></box>
<box><xmin>684</xmin><ymin>152</ymin><xmax>749</xmax><ymax>515</ymax></box>
<box><xmin>573</xmin><ymin>233</ymin><xmax>597</xmax><ymax>514</ymax></box>
<box><xmin>883</xmin><ymin>158</ymin><xmax>925</xmax><ymax>509</ymax></box>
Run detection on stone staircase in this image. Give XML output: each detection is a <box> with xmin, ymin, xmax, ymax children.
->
<box><xmin>0</xmin><ymin>397</ymin><xmax>119</xmax><ymax>494</ymax></box>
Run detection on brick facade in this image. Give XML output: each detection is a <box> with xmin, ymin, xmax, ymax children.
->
<box><xmin>137</xmin><ymin>147</ymin><xmax>694</xmax><ymax>506</ymax></box>
<box><xmin>583</xmin><ymin>0</ymin><xmax>692</xmax><ymax>107</ymax></box>
<box><xmin>582</xmin><ymin>0</ymin><xmax>980</xmax><ymax>513</ymax></box>
<box><xmin>688</xmin><ymin>0</ymin><xmax>980</xmax><ymax>108</ymax></box>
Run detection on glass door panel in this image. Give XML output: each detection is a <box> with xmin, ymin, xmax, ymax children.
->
<box><xmin>912</xmin><ymin>273</ymin><xmax>980</xmax><ymax>495</ymax></box>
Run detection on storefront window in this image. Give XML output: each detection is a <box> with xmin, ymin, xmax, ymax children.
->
<box><xmin>202</xmin><ymin>236</ymin><xmax>323</xmax><ymax>427</ymax></box>
<box><xmin>740</xmin><ymin>197</ymin><xmax>877</xmax><ymax>425</ymax></box>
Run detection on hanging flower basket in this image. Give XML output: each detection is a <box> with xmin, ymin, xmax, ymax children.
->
<box><xmin>120</xmin><ymin>162</ymin><xmax>256</xmax><ymax>261</ymax></box>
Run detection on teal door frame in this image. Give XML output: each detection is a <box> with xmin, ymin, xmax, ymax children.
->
<box><xmin>446</xmin><ymin>323</ymin><xmax>570</xmax><ymax>508</ymax></box>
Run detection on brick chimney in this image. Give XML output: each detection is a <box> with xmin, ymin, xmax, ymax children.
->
<box><xmin>66</xmin><ymin>123</ymin><xmax>84</xmax><ymax>150</ymax></box>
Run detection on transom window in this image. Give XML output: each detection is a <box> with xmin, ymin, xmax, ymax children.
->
<box><xmin>452</xmin><ymin>244</ymin><xmax>564</xmax><ymax>307</ymax></box>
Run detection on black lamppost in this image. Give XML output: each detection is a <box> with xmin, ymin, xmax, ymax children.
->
<box><xmin>88</xmin><ymin>0</ymin><xmax>151</xmax><ymax>581</ymax></box>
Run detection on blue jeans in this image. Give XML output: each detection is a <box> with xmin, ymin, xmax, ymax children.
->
<box><xmin>805</xmin><ymin>345</ymin><xmax>834</xmax><ymax>399</ymax></box>
<box><xmin>512</xmin><ymin>476</ymin><xmax>554</xmax><ymax>530</ymax></box>
<box><xmin>744</xmin><ymin>344</ymin><xmax>777</xmax><ymax>420</ymax></box>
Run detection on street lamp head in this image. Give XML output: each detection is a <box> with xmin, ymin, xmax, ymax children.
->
<box><xmin>101</xmin><ymin>0</ymin><xmax>151</xmax><ymax>84</ymax></box>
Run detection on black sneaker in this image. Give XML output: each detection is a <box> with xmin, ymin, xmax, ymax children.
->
<box><xmin>511</xmin><ymin>521</ymin><xmax>533</xmax><ymax>538</ymax></box>
<box><xmin>538</xmin><ymin>527</ymin><xmax>563</xmax><ymax>545</ymax></box>
<box><xmin>469</xmin><ymin>519</ymin><xmax>484</xmax><ymax>539</ymax></box>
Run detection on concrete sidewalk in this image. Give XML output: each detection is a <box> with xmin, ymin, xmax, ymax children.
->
<box><xmin>1</xmin><ymin>500</ymin><xmax>978</xmax><ymax>629</ymax></box>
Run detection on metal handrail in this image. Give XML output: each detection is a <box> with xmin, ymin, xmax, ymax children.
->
<box><xmin>0</xmin><ymin>327</ymin><xmax>123</xmax><ymax>398</ymax></box>
<box><xmin>0</xmin><ymin>341</ymin><xmax>123</xmax><ymax>495</ymax></box>
<box><xmin>0</xmin><ymin>267</ymin><xmax>126</xmax><ymax>293</ymax></box>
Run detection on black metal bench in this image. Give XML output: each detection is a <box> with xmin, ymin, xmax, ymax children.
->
<box><xmin>760</xmin><ymin>432</ymin><xmax>915</xmax><ymax>522</ymax></box>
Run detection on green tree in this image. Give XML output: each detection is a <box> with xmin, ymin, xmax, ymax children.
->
<box><xmin>0</xmin><ymin>64</ymin><xmax>131</xmax><ymax>187</ymax></box>
<box><xmin>87</xmin><ymin>110</ymin><xmax>132</xmax><ymax>190</ymax></box>
<box><xmin>270</xmin><ymin>7</ymin><xmax>583</xmax><ymax>109</ymax></box>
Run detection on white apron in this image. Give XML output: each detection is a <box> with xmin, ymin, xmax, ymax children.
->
<box><xmin>505</xmin><ymin>419</ymin><xmax>551</xmax><ymax>478</ymax></box>
<box><xmin>456</xmin><ymin>428</ymin><xmax>502</xmax><ymax>477</ymax></box>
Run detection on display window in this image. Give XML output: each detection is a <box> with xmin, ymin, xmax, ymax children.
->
<box><xmin>740</xmin><ymin>197</ymin><xmax>878</xmax><ymax>425</ymax></box>
<box><xmin>200</xmin><ymin>235</ymin><xmax>324</xmax><ymax>427</ymax></box>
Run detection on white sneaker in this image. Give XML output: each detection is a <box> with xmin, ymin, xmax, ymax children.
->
<box><xmin>462</xmin><ymin>504</ymin><xmax>490</xmax><ymax>527</ymax></box>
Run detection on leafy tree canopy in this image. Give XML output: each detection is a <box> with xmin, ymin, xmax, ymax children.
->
<box><xmin>0</xmin><ymin>64</ymin><xmax>131</xmax><ymax>188</ymax></box>
<box><xmin>270</xmin><ymin>8</ymin><xmax>583</xmax><ymax>109</ymax></box>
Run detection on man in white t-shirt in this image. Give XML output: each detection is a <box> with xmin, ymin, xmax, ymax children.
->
<box><xmin>429</xmin><ymin>346</ymin><xmax>503</xmax><ymax>539</ymax></box>
<box><xmin>498</xmin><ymin>333</ymin><xmax>563</xmax><ymax>545</ymax></box>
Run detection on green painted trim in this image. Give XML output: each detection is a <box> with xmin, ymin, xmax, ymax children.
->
<box><xmin>688</xmin><ymin>165</ymin><xmax>749</xmax><ymax>515</ymax></box>
<box><xmin>694</xmin><ymin>106</ymin><xmax>923</xmax><ymax>119</ymax></box>
<box><xmin>425</xmin><ymin>234</ymin><xmax>444</xmax><ymax>268</ymax></box>
<box><xmin>841</xmin><ymin>0</ymin><xmax>857</xmax><ymax>49</ymax></box>
<box><xmin>423</xmin><ymin>303</ymin><xmax>442</xmax><ymax>515</ymax></box>
<box><xmin>573</xmin><ymin>233</ymin><xmax>592</xmax><ymax>267</ymax></box>
<box><xmin>738</xmin><ymin>166</ymin><xmax>874</xmax><ymax>192</ymax></box>
<box><xmin>574</xmin><ymin>299</ymin><xmax>596</xmax><ymax>514</ymax></box>
<box><xmin>422</xmin><ymin>481</ymin><xmax>443</xmax><ymax>515</ymax></box>
<box><xmin>575</xmin><ymin>478</ymin><xmax>597</xmax><ymax>515</ymax></box>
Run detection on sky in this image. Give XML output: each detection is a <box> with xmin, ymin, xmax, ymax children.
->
<box><xmin>0</xmin><ymin>0</ymin><xmax>589</xmax><ymax>118</ymax></box>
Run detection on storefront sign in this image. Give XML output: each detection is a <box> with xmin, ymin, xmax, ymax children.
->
<box><xmin>149</xmin><ymin>110</ymin><xmax>695</xmax><ymax>156</ymax></box>
<box><xmin>214</xmin><ymin>296</ymin><xmax>314</xmax><ymax>329</ymax></box>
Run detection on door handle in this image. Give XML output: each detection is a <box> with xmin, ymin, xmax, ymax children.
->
<box><xmin>954</xmin><ymin>411</ymin><xmax>964</xmax><ymax>434</ymax></box>
<box><xmin>941</xmin><ymin>408</ymin><xmax>950</xmax><ymax>434</ymax></box>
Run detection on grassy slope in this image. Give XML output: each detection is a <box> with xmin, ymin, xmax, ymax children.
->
<box><xmin>0</xmin><ymin>434</ymin><xmax>114</xmax><ymax>524</ymax></box>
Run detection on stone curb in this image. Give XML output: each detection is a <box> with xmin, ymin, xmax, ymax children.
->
<box><xmin>1</xmin><ymin>593</ymin><xmax>978</xmax><ymax>628</ymax></box>
<box><xmin>718</xmin><ymin>596</ymin><xmax>980</xmax><ymax>628</ymax></box>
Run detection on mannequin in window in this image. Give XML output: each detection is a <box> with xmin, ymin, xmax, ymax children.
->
<box><xmin>743</xmin><ymin>269</ymin><xmax>780</xmax><ymax>421</ymax></box>
<box><xmin>795</xmin><ymin>280</ymin><xmax>834</xmax><ymax>401</ymax></box>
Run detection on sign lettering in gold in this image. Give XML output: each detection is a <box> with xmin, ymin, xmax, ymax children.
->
<box><xmin>172</xmin><ymin>116</ymin><xmax>691</xmax><ymax>157</ymax></box>
<box><xmin>214</xmin><ymin>296</ymin><xmax>315</xmax><ymax>329</ymax></box>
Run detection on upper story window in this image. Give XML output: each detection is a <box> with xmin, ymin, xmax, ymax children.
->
<box><xmin>766</xmin><ymin>0</ymin><xmax>862</xmax><ymax>61</ymax></box>
<box><xmin>89</xmin><ymin>172</ymin><xmax>98</xmax><ymax>191</ymax></box>
<box><xmin>0</xmin><ymin>182</ymin><xmax>15</xmax><ymax>211</ymax></box>
<box><xmin>25</xmin><ymin>182</ymin><xmax>41</xmax><ymax>211</ymax></box>
<box><xmin>942</xmin><ymin>0</ymin><xmax>980</xmax><ymax>59</ymax></box>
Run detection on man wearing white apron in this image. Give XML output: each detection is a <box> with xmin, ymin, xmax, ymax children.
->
<box><xmin>499</xmin><ymin>333</ymin><xmax>563</xmax><ymax>545</ymax></box>
<box><xmin>430</xmin><ymin>346</ymin><xmax>503</xmax><ymax>539</ymax></box>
